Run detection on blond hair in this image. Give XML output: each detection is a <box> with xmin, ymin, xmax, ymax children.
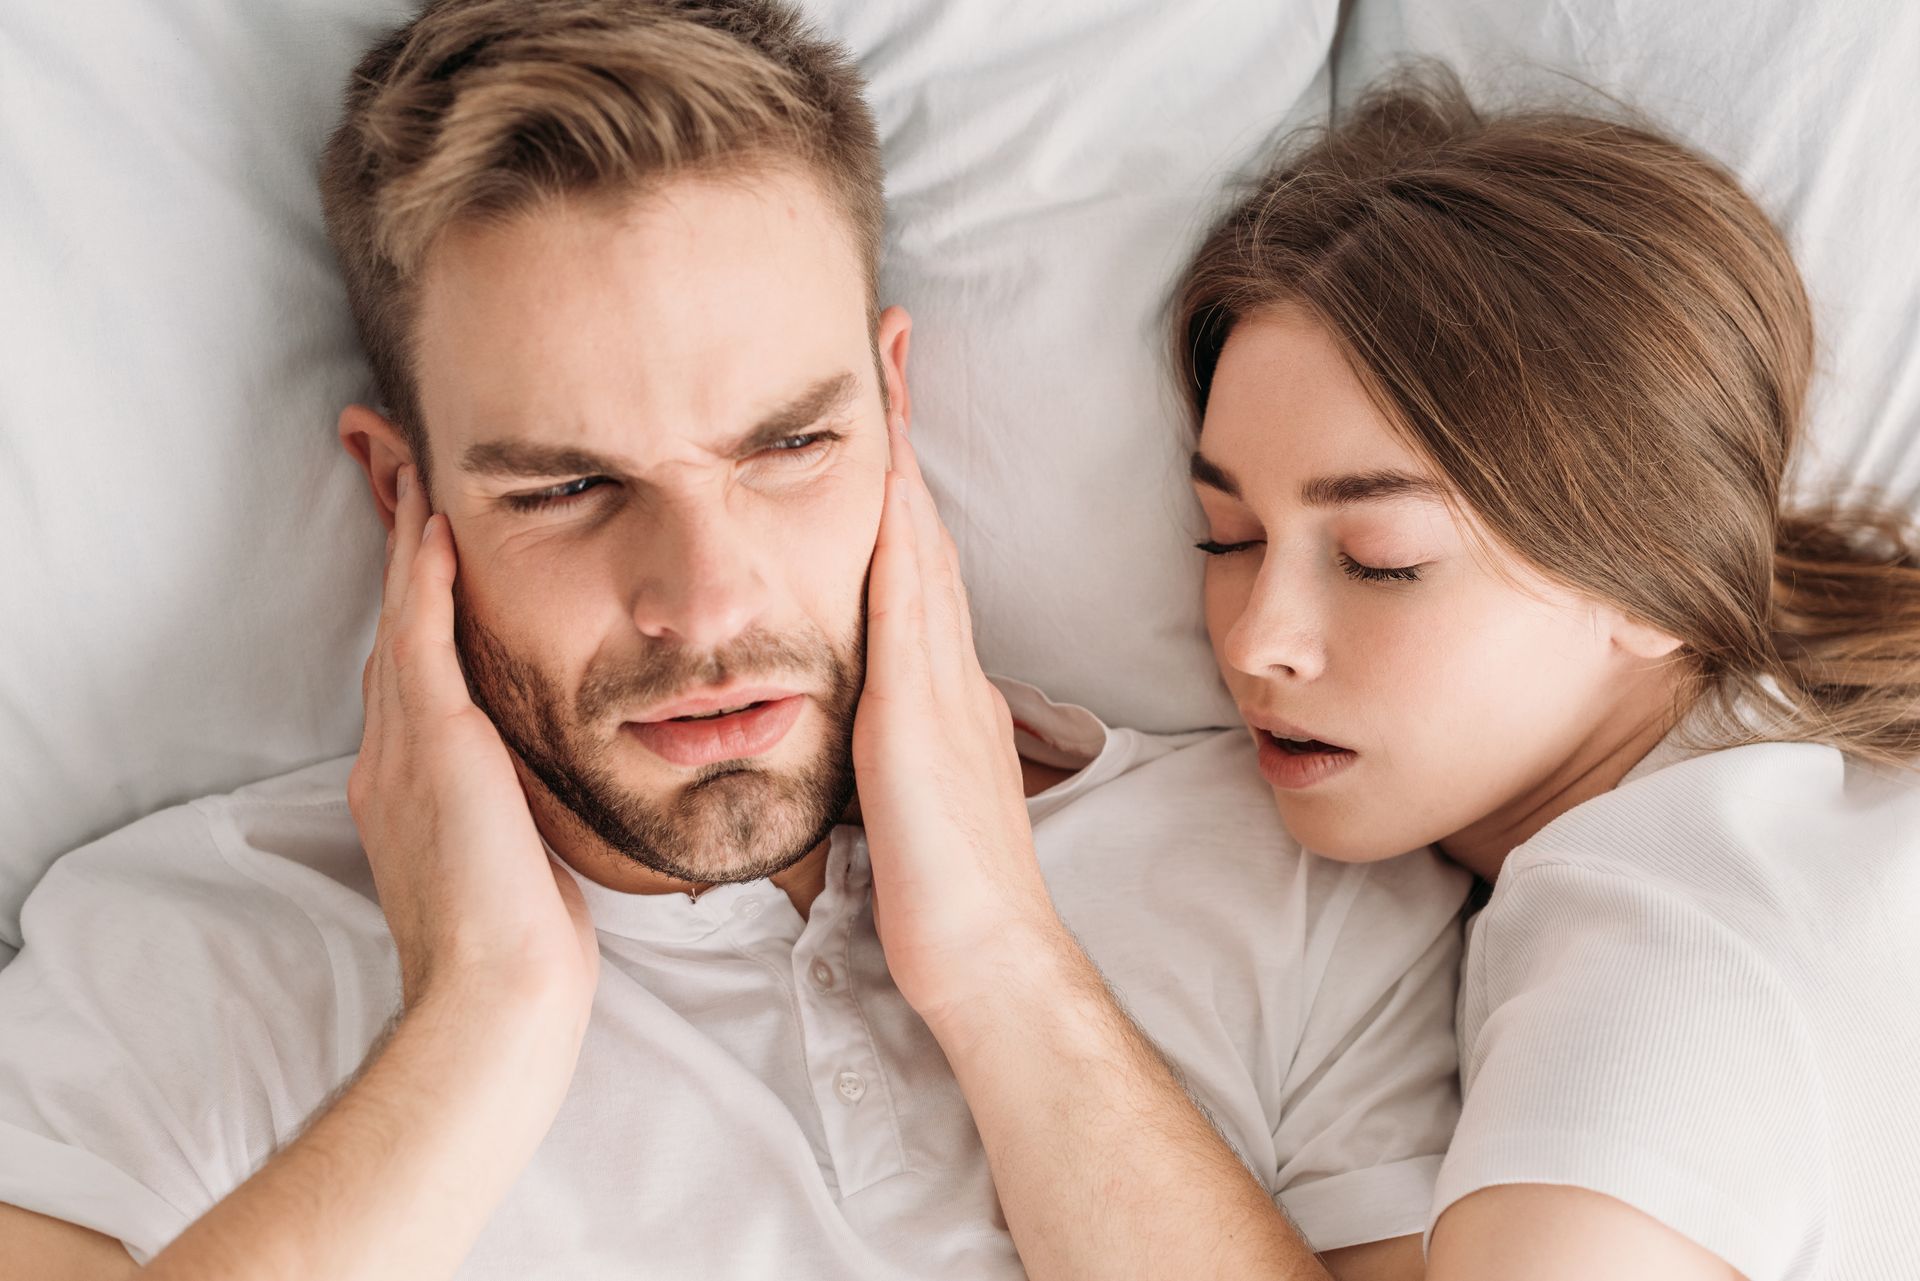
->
<box><xmin>320</xmin><ymin>0</ymin><xmax>884</xmax><ymax>477</ymax></box>
<box><xmin>1174</xmin><ymin>67</ymin><xmax>1920</xmax><ymax>765</ymax></box>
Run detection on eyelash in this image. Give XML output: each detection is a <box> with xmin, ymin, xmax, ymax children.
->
<box><xmin>1192</xmin><ymin>541</ymin><xmax>1424</xmax><ymax>583</ymax></box>
<box><xmin>502</xmin><ymin>432</ymin><xmax>840</xmax><ymax>512</ymax></box>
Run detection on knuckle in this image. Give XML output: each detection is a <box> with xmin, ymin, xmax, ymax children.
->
<box><xmin>387</xmin><ymin>626</ymin><xmax>420</xmax><ymax>669</ymax></box>
<box><xmin>345</xmin><ymin>763</ymin><xmax>370</xmax><ymax>814</ymax></box>
<box><xmin>439</xmin><ymin>703</ymin><xmax>495</xmax><ymax>743</ymax></box>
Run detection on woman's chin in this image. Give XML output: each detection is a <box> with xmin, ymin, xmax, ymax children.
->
<box><xmin>1270</xmin><ymin>794</ymin><xmax>1425</xmax><ymax>864</ymax></box>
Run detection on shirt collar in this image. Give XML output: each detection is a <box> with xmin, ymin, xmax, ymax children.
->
<box><xmin>988</xmin><ymin>673</ymin><xmax>1138</xmax><ymax>822</ymax></box>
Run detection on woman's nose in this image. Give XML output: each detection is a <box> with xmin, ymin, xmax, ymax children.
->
<box><xmin>1222</xmin><ymin>559</ymin><xmax>1327</xmax><ymax>682</ymax></box>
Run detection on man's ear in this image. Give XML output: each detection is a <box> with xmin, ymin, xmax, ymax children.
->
<box><xmin>338</xmin><ymin>404</ymin><xmax>416</xmax><ymax>534</ymax></box>
<box><xmin>875</xmin><ymin>304</ymin><xmax>912</xmax><ymax>435</ymax></box>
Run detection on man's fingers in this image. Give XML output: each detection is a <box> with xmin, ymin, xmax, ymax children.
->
<box><xmin>866</xmin><ymin>461</ymin><xmax>927</xmax><ymax>691</ymax></box>
<box><xmin>892</xmin><ymin>424</ymin><xmax>971</xmax><ymax>667</ymax></box>
<box><xmin>393</xmin><ymin>512</ymin><xmax>478</xmax><ymax>715</ymax></box>
<box><xmin>381</xmin><ymin>463</ymin><xmax>425</xmax><ymax>619</ymax></box>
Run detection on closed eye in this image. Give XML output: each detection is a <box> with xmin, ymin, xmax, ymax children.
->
<box><xmin>1339</xmin><ymin>554</ymin><xmax>1422</xmax><ymax>583</ymax></box>
<box><xmin>1196</xmin><ymin>539</ymin><xmax>1423</xmax><ymax>584</ymax></box>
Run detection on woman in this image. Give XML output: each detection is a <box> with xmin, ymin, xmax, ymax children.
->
<box><xmin>1170</xmin><ymin>70</ymin><xmax>1920</xmax><ymax>1278</ymax></box>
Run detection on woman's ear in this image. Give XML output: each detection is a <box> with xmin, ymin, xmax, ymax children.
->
<box><xmin>337</xmin><ymin>404</ymin><xmax>416</xmax><ymax>533</ymax></box>
<box><xmin>1607</xmin><ymin>607</ymin><xmax>1687</xmax><ymax>661</ymax></box>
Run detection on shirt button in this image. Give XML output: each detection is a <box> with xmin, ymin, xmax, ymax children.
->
<box><xmin>734</xmin><ymin>899</ymin><xmax>764</xmax><ymax>920</ymax></box>
<box><xmin>835</xmin><ymin>1071</ymin><xmax>866</xmax><ymax>1104</ymax></box>
<box><xmin>809</xmin><ymin>960</ymin><xmax>836</xmax><ymax>990</ymax></box>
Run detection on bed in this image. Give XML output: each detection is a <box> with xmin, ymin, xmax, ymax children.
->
<box><xmin>2</xmin><ymin>0</ymin><xmax>1916</xmax><ymax>967</ymax></box>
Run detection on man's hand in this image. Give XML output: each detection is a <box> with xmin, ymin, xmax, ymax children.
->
<box><xmin>851</xmin><ymin>424</ymin><xmax>1325</xmax><ymax>1281</ymax></box>
<box><xmin>0</xmin><ymin>465</ymin><xmax>612</xmax><ymax>1281</ymax></box>
<box><xmin>852</xmin><ymin>419</ymin><xmax>1072</xmax><ymax>1032</ymax></box>
<box><xmin>349</xmin><ymin>462</ymin><xmax>598</xmax><ymax>1018</ymax></box>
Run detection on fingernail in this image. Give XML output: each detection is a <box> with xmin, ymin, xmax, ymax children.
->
<box><xmin>420</xmin><ymin>513</ymin><xmax>435</xmax><ymax>544</ymax></box>
<box><xmin>397</xmin><ymin>465</ymin><xmax>412</xmax><ymax>499</ymax></box>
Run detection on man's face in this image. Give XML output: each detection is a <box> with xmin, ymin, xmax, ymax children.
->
<box><xmin>407</xmin><ymin>168</ymin><xmax>905</xmax><ymax>886</ymax></box>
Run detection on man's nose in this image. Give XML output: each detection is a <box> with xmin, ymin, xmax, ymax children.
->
<box><xmin>1222</xmin><ymin>556</ymin><xmax>1327</xmax><ymax>682</ymax></box>
<box><xmin>628</xmin><ymin>500</ymin><xmax>772</xmax><ymax>651</ymax></box>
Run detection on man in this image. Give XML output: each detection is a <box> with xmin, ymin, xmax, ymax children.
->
<box><xmin>0</xmin><ymin>3</ymin><xmax>1468</xmax><ymax>1277</ymax></box>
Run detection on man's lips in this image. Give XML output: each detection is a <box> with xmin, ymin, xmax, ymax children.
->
<box><xmin>622</xmin><ymin>693</ymin><xmax>805</xmax><ymax>769</ymax></box>
<box><xmin>631</xmin><ymin>684</ymin><xmax>801</xmax><ymax>723</ymax></box>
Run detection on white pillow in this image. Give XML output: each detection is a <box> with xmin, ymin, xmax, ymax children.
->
<box><xmin>1334</xmin><ymin>0</ymin><xmax>1920</xmax><ymax>514</ymax></box>
<box><xmin>0</xmin><ymin>0</ymin><xmax>1339</xmax><ymax>960</ymax></box>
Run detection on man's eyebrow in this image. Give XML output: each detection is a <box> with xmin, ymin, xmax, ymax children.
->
<box><xmin>458</xmin><ymin>370</ymin><xmax>863</xmax><ymax>481</ymax></box>
<box><xmin>1190</xmin><ymin>452</ymin><xmax>1443</xmax><ymax>508</ymax></box>
<box><xmin>729</xmin><ymin>370</ymin><xmax>860</xmax><ymax>456</ymax></box>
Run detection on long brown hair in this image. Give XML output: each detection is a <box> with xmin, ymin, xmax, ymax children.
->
<box><xmin>1174</xmin><ymin>67</ymin><xmax>1920</xmax><ymax>765</ymax></box>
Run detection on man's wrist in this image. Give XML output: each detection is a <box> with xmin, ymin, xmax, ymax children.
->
<box><xmin>409</xmin><ymin>959</ymin><xmax>591</xmax><ymax>1048</ymax></box>
<box><xmin>916</xmin><ymin>915</ymin><xmax>1108</xmax><ymax>1055</ymax></box>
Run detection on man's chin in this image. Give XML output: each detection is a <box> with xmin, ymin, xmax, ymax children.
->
<box><xmin>583</xmin><ymin>752</ymin><xmax>855</xmax><ymax>887</ymax></box>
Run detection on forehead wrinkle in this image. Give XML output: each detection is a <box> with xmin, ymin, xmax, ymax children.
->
<box><xmin>457</xmin><ymin>369</ymin><xmax>863</xmax><ymax>483</ymax></box>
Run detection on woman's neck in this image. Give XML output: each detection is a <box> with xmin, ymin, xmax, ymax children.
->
<box><xmin>1438</xmin><ymin>672</ymin><xmax>1690</xmax><ymax>883</ymax></box>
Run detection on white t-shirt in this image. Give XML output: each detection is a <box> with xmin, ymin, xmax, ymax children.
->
<box><xmin>0</xmin><ymin>678</ymin><xmax>1469</xmax><ymax>1276</ymax></box>
<box><xmin>1432</xmin><ymin>731</ymin><xmax>1920</xmax><ymax>1279</ymax></box>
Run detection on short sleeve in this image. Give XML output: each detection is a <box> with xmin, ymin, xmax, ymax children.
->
<box><xmin>0</xmin><ymin>800</ymin><xmax>368</xmax><ymax>1262</ymax></box>
<box><xmin>1434</xmin><ymin>861</ymin><xmax>1827</xmax><ymax>1280</ymax></box>
<box><xmin>1272</xmin><ymin>849</ymin><xmax>1469</xmax><ymax>1251</ymax></box>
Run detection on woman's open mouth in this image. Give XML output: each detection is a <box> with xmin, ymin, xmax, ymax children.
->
<box><xmin>1251</xmin><ymin>725</ymin><xmax>1358</xmax><ymax>790</ymax></box>
<box><xmin>1270</xmin><ymin>733</ymin><xmax>1345</xmax><ymax>756</ymax></box>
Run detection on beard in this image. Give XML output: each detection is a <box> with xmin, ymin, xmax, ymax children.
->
<box><xmin>451</xmin><ymin>581</ymin><xmax>863</xmax><ymax>886</ymax></box>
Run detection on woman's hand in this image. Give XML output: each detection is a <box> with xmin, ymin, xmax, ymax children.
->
<box><xmin>852</xmin><ymin>419</ymin><xmax>1072</xmax><ymax>1035</ymax></box>
<box><xmin>348</xmin><ymin>462</ymin><xmax>598</xmax><ymax>1023</ymax></box>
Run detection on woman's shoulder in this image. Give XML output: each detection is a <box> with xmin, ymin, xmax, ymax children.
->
<box><xmin>1504</xmin><ymin>736</ymin><xmax>1920</xmax><ymax>928</ymax></box>
<box><xmin>1465</xmin><ymin>736</ymin><xmax>1920</xmax><ymax>1089</ymax></box>
<box><xmin>1451</xmin><ymin>740</ymin><xmax>1920</xmax><ymax>1277</ymax></box>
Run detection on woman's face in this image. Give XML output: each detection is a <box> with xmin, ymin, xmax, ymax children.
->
<box><xmin>1192</xmin><ymin>305</ymin><xmax>1677</xmax><ymax>866</ymax></box>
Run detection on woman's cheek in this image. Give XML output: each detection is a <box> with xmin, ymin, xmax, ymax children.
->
<box><xmin>1201</xmin><ymin>561</ymin><xmax>1255</xmax><ymax>655</ymax></box>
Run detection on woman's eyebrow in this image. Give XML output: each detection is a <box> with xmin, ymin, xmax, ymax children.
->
<box><xmin>1298</xmin><ymin>469</ymin><xmax>1444</xmax><ymax>507</ymax></box>
<box><xmin>1188</xmin><ymin>450</ymin><xmax>1241</xmax><ymax>498</ymax></box>
<box><xmin>1189</xmin><ymin>452</ymin><xmax>1441</xmax><ymax>508</ymax></box>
